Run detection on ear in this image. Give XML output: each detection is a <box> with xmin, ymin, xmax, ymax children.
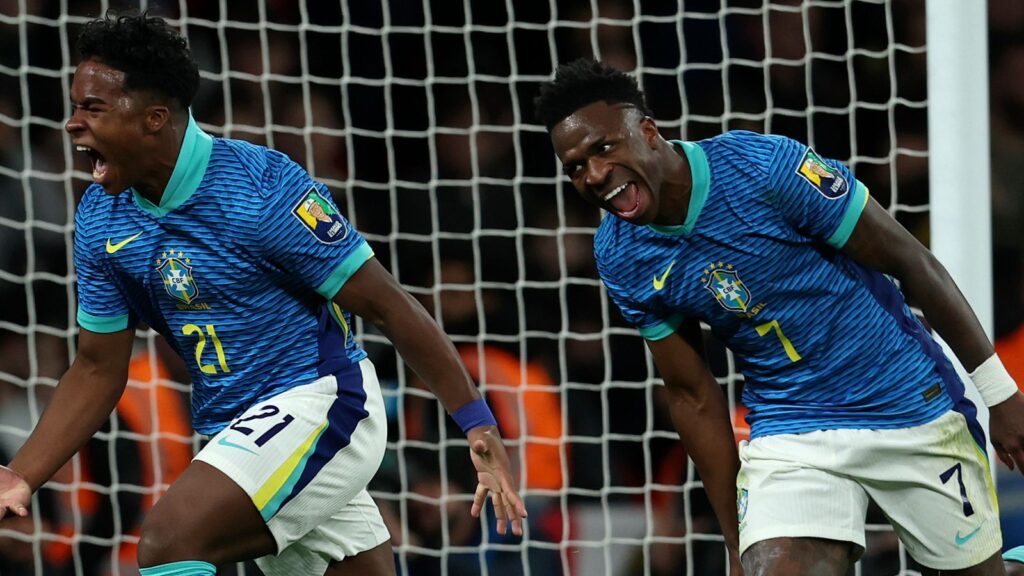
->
<box><xmin>144</xmin><ymin>105</ymin><xmax>171</xmax><ymax>134</ymax></box>
<box><xmin>640</xmin><ymin>116</ymin><xmax>659</xmax><ymax>148</ymax></box>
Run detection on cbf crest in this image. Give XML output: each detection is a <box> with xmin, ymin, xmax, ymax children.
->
<box><xmin>701</xmin><ymin>263</ymin><xmax>752</xmax><ymax>312</ymax></box>
<box><xmin>157</xmin><ymin>249</ymin><xmax>200</xmax><ymax>304</ymax></box>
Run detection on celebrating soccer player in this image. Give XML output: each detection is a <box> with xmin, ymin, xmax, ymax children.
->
<box><xmin>0</xmin><ymin>13</ymin><xmax>525</xmax><ymax>576</ymax></box>
<box><xmin>535</xmin><ymin>59</ymin><xmax>1024</xmax><ymax>575</ymax></box>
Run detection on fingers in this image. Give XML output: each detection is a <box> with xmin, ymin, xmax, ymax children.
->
<box><xmin>500</xmin><ymin>477</ymin><xmax>527</xmax><ymax>536</ymax></box>
<box><xmin>471</xmin><ymin>482</ymin><xmax>488</xmax><ymax>518</ymax></box>
<box><xmin>0</xmin><ymin>502</ymin><xmax>28</xmax><ymax>520</ymax></box>
<box><xmin>491</xmin><ymin>491</ymin><xmax>509</xmax><ymax>535</ymax></box>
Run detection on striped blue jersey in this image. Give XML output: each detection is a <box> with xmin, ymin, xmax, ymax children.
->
<box><xmin>595</xmin><ymin>131</ymin><xmax>965</xmax><ymax>439</ymax></box>
<box><xmin>74</xmin><ymin>115</ymin><xmax>372</xmax><ymax>434</ymax></box>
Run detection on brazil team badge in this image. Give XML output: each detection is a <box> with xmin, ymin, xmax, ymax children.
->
<box><xmin>157</xmin><ymin>251</ymin><xmax>200</xmax><ymax>304</ymax></box>
<box><xmin>702</xmin><ymin>264</ymin><xmax>752</xmax><ymax>313</ymax></box>
<box><xmin>292</xmin><ymin>186</ymin><xmax>348</xmax><ymax>244</ymax></box>
<box><xmin>796</xmin><ymin>148</ymin><xmax>848</xmax><ymax>199</ymax></box>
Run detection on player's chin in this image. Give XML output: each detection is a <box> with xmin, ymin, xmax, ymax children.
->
<box><xmin>94</xmin><ymin>170</ymin><xmax>125</xmax><ymax>195</ymax></box>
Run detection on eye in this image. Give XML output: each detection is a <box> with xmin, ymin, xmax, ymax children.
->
<box><xmin>598</xmin><ymin>143</ymin><xmax>613</xmax><ymax>153</ymax></box>
<box><xmin>563</xmin><ymin>163</ymin><xmax>583</xmax><ymax>177</ymax></box>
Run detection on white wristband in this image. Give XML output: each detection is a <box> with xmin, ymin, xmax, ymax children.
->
<box><xmin>969</xmin><ymin>354</ymin><xmax>1019</xmax><ymax>407</ymax></box>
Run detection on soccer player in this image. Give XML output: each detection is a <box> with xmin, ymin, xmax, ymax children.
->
<box><xmin>534</xmin><ymin>59</ymin><xmax>1024</xmax><ymax>576</ymax></box>
<box><xmin>0</xmin><ymin>13</ymin><xmax>526</xmax><ymax>576</ymax></box>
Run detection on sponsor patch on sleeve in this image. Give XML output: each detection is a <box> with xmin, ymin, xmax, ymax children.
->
<box><xmin>796</xmin><ymin>148</ymin><xmax>849</xmax><ymax>199</ymax></box>
<box><xmin>291</xmin><ymin>186</ymin><xmax>349</xmax><ymax>244</ymax></box>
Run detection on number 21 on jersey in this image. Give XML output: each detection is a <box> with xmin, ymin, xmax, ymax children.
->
<box><xmin>182</xmin><ymin>323</ymin><xmax>231</xmax><ymax>374</ymax></box>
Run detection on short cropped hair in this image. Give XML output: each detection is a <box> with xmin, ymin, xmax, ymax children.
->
<box><xmin>533</xmin><ymin>59</ymin><xmax>651</xmax><ymax>130</ymax></box>
<box><xmin>76</xmin><ymin>12</ymin><xmax>199</xmax><ymax>110</ymax></box>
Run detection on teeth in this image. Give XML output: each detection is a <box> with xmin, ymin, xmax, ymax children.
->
<box><xmin>76</xmin><ymin>145</ymin><xmax>91</xmax><ymax>152</ymax></box>
<box><xmin>603</xmin><ymin>182</ymin><xmax>628</xmax><ymax>201</ymax></box>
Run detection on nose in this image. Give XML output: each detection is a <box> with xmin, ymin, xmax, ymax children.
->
<box><xmin>584</xmin><ymin>157</ymin><xmax>610</xmax><ymax>189</ymax></box>
<box><xmin>65</xmin><ymin>109</ymin><xmax>84</xmax><ymax>135</ymax></box>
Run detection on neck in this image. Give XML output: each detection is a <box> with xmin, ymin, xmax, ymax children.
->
<box><xmin>133</xmin><ymin>111</ymin><xmax>189</xmax><ymax>206</ymax></box>
<box><xmin>651</xmin><ymin>139</ymin><xmax>692</xmax><ymax>226</ymax></box>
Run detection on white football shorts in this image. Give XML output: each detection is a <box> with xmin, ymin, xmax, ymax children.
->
<box><xmin>194</xmin><ymin>358</ymin><xmax>390</xmax><ymax>576</ymax></box>
<box><xmin>736</xmin><ymin>407</ymin><xmax>1001</xmax><ymax>570</ymax></box>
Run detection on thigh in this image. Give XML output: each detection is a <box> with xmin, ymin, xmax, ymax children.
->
<box><xmin>195</xmin><ymin>360</ymin><xmax>388</xmax><ymax>564</ymax></box>
<box><xmin>140</xmin><ymin>460</ymin><xmax>276</xmax><ymax>566</ymax></box>
<box><xmin>862</xmin><ymin>410</ymin><xmax>1002</xmax><ymax>571</ymax></box>
<box><xmin>324</xmin><ymin>542</ymin><xmax>396</xmax><ymax>576</ymax></box>
<box><xmin>742</xmin><ymin>537</ymin><xmax>855</xmax><ymax>576</ymax></box>
<box><xmin>737</xmin><ymin>433</ymin><xmax>869</xmax><ymax>557</ymax></box>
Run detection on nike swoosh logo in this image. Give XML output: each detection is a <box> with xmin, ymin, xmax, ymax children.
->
<box><xmin>217</xmin><ymin>436</ymin><xmax>258</xmax><ymax>455</ymax></box>
<box><xmin>653</xmin><ymin>260</ymin><xmax>676</xmax><ymax>291</ymax></box>
<box><xmin>105</xmin><ymin>231</ymin><xmax>143</xmax><ymax>254</ymax></box>
<box><xmin>954</xmin><ymin>524</ymin><xmax>983</xmax><ymax>546</ymax></box>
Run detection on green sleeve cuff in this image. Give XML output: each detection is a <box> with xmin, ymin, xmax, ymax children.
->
<box><xmin>826</xmin><ymin>181</ymin><xmax>869</xmax><ymax>249</ymax></box>
<box><xmin>315</xmin><ymin>242</ymin><xmax>375</xmax><ymax>299</ymax></box>
<box><xmin>1005</xmin><ymin>546</ymin><xmax>1024</xmax><ymax>564</ymax></box>
<box><xmin>77</xmin><ymin>308</ymin><xmax>130</xmax><ymax>333</ymax></box>
<box><xmin>639</xmin><ymin>314</ymin><xmax>685</xmax><ymax>341</ymax></box>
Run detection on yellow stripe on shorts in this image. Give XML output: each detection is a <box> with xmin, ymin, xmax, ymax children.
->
<box><xmin>254</xmin><ymin>420</ymin><xmax>328</xmax><ymax>520</ymax></box>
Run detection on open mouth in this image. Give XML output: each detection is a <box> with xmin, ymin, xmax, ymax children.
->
<box><xmin>602</xmin><ymin>181</ymin><xmax>640</xmax><ymax>218</ymax></box>
<box><xmin>76</xmin><ymin>145</ymin><xmax>109</xmax><ymax>183</ymax></box>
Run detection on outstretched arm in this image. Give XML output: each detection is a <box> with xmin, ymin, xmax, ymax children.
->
<box><xmin>647</xmin><ymin>319</ymin><xmax>743</xmax><ymax>574</ymax></box>
<box><xmin>842</xmin><ymin>198</ymin><xmax>1024</xmax><ymax>471</ymax></box>
<box><xmin>0</xmin><ymin>328</ymin><xmax>134</xmax><ymax>519</ymax></box>
<box><xmin>333</xmin><ymin>257</ymin><xmax>527</xmax><ymax>535</ymax></box>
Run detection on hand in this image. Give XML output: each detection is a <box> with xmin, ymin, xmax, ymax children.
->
<box><xmin>989</xmin><ymin>391</ymin><xmax>1024</xmax><ymax>473</ymax></box>
<box><xmin>0</xmin><ymin>465</ymin><xmax>31</xmax><ymax>521</ymax></box>
<box><xmin>466</xmin><ymin>426</ymin><xmax>527</xmax><ymax>536</ymax></box>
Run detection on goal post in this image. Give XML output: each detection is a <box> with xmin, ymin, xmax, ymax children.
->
<box><xmin>0</xmin><ymin>2</ymin><xmax>999</xmax><ymax>575</ymax></box>
<box><xmin>925</xmin><ymin>0</ymin><xmax>995</xmax><ymax>440</ymax></box>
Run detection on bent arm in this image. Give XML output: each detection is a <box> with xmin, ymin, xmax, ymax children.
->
<box><xmin>9</xmin><ymin>328</ymin><xmax>133</xmax><ymax>491</ymax></box>
<box><xmin>333</xmin><ymin>258</ymin><xmax>481</xmax><ymax>413</ymax></box>
<box><xmin>842</xmin><ymin>198</ymin><xmax>991</xmax><ymax>371</ymax></box>
<box><xmin>647</xmin><ymin>320</ymin><xmax>741</xmax><ymax>556</ymax></box>
<box><xmin>333</xmin><ymin>258</ymin><xmax>527</xmax><ymax>533</ymax></box>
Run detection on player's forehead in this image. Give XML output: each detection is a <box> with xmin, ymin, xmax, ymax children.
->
<box><xmin>70</xmin><ymin>59</ymin><xmax>128</xmax><ymax>102</ymax></box>
<box><xmin>550</xmin><ymin>101</ymin><xmax>637</xmax><ymax>160</ymax></box>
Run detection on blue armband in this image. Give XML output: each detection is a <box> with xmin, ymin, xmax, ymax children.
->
<box><xmin>451</xmin><ymin>398</ymin><xmax>497</xmax><ymax>434</ymax></box>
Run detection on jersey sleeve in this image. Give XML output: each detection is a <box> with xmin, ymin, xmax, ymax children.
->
<box><xmin>766</xmin><ymin>135</ymin><xmax>869</xmax><ymax>249</ymax></box>
<box><xmin>74</xmin><ymin>190</ymin><xmax>133</xmax><ymax>333</ymax></box>
<box><xmin>259</xmin><ymin>151</ymin><xmax>373</xmax><ymax>300</ymax></box>
<box><xmin>595</xmin><ymin>232</ymin><xmax>683</xmax><ymax>341</ymax></box>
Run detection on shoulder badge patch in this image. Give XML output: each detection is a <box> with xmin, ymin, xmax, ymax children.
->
<box><xmin>292</xmin><ymin>186</ymin><xmax>348</xmax><ymax>244</ymax></box>
<box><xmin>796</xmin><ymin>148</ymin><xmax>849</xmax><ymax>199</ymax></box>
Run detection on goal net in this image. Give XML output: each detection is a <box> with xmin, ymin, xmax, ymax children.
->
<box><xmin>0</xmin><ymin>1</ymin><xmax>978</xmax><ymax>575</ymax></box>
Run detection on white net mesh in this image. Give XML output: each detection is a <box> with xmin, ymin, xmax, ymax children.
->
<box><xmin>0</xmin><ymin>0</ymin><xmax>942</xmax><ymax>574</ymax></box>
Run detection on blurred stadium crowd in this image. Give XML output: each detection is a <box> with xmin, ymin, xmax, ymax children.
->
<box><xmin>1</xmin><ymin>0</ymin><xmax>1023</xmax><ymax>574</ymax></box>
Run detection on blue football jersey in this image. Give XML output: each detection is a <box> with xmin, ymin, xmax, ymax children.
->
<box><xmin>595</xmin><ymin>131</ymin><xmax>964</xmax><ymax>438</ymax></box>
<box><xmin>75</xmin><ymin>115</ymin><xmax>372</xmax><ymax>434</ymax></box>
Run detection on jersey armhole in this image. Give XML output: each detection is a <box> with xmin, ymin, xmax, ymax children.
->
<box><xmin>639</xmin><ymin>314</ymin><xmax>685</xmax><ymax>341</ymax></box>
<box><xmin>77</xmin><ymin>308</ymin><xmax>131</xmax><ymax>333</ymax></box>
<box><xmin>825</xmin><ymin>181</ymin><xmax>869</xmax><ymax>249</ymax></box>
<box><xmin>315</xmin><ymin>242</ymin><xmax>375</xmax><ymax>299</ymax></box>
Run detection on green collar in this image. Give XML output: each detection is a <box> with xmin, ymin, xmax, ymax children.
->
<box><xmin>132</xmin><ymin>112</ymin><xmax>213</xmax><ymax>217</ymax></box>
<box><xmin>647</xmin><ymin>140</ymin><xmax>710</xmax><ymax>236</ymax></box>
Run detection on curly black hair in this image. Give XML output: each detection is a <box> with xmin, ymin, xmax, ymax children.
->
<box><xmin>533</xmin><ymin>59</ymin><xmax>651</xmax><ymax>130</ymax></box>
<box><xmin>76</xmin><ymin>12</ymin><xmax>199</xmax><ymax>110</ymax></box>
